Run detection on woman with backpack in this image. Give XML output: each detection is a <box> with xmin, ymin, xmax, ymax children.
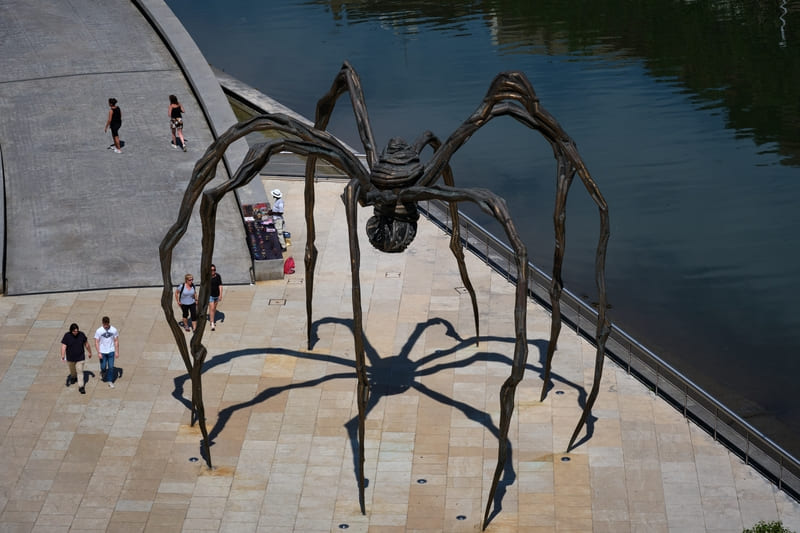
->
<box><xmin>174</xmin><ymin>273</ymin><xmax>197</xmax><ymax>332</ymax></box>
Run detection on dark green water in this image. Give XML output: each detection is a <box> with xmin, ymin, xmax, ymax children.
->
<box><xmin>166</xmin><ymin>0</ymin><xmax>800</xmax><ymax>455</ymax></box>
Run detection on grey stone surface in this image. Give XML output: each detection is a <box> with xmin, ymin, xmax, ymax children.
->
<box><xmin>0</xmin><ymin>0</ymin><xmax>251</xmax><ymax>294</ymax></box>
<box><xmin>136</xmin><ymin>0</ymin><xmax>266</xmax><ymax>208</ymax></box>
<box><xmin>253</xmin><ymin>258</ymin><xmax>285</xmax><ymax>281</ymax></box>
<box><xmin>1</xmin><ymin>179</ymin><xmax>799</xmax><ymax>531</ymax></box>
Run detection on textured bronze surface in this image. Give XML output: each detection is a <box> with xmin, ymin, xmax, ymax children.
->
<box><xmin>159</xmin><ymin>61</ymin><xmax>609</xmax><ymax>529</ymax></box>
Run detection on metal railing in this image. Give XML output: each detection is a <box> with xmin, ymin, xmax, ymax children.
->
<box><xmin>418</xmin><ymin>198</ymin><xmax>800</xmax><ymax>502</ymax></box>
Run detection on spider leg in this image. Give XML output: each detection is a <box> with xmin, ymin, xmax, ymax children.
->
<box><xmin>303</xmin><ymin>159</ymin><xmax>318</xmax><ymax>349</ymax></box>
<box><xmin>313</xmin><ymin>60</ymin><xmax>378</xmax><ymax>166</ymax></box>
<box><xmin>160</xmin><ymin>116</ymin><xmax>367</xmax><ymax>469</ymax></box>
<box><xmin>539</xmin><ymin>154</ymin><xmax>575</xmax><ymax>401</ymax></box>
<box><xmin>395</xmin><ymin>184</ymin><xmax>527</xmax><ymax>530</ymax></box>
<box><xmin>414</xmin><ymin>71</ymin><xmax>611</xmax><ymax>447</ymax></box>
<box><xmin>305</xmin><ymin>61</ymin><xmax>377</xmax><ymax>348</ymax></box>
<box><xmin>342</xmin><ymin>179</ymin><xmax>370</xmax><ymax>514</ymax></box>
<box><xmin>566</xmin><ymin>164</ymin><xmax>611</xmax><ymax>450</ymax></box>
<box><xmin>414</xmin><ymin>131</ymin><xmax>480</xmax><ymax>346</ymax></box>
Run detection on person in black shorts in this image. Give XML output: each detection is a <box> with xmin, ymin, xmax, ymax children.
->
<box><xmin>168</xmin><ymin>94</ymin><xmax>187</xmax><ymax>151</ymax></box>
<box><xmin>175</xmin><ymin>273</ymin><xmax>198</xmax><ymax>332</ymax></box>
<box><xmin>208</xmin><ymin>264</ymin><xmax>223</xmax><ymax>330</ymax></box>
<box><xmin>104</xmin><ymin>98</ymin><xmax>122</xmax><ymax>153</ymax></box>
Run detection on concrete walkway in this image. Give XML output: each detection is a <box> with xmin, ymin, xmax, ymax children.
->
<box><xmin>0</xmin><ymin>0</ymin><xmax>251</xmax><ymax>295</ymax></box>
<box><xmin>2</xmin><ymin>1</ymin><xmax>800</xmax><ymax>532</ymax></box>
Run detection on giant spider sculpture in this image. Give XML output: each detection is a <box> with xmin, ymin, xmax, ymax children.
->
<box><xmin>159</xmin><ymin>61</ymin><xmax>610</xmax><ymax>529</ymax></box>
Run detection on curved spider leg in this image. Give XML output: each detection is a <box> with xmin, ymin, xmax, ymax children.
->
<box><xmin>412</xmin><ymin>71</ymin><xmax>610</xmax><ymax>448</ymax></box>
<box><xmin>413</xmin><ymin>72</ymin><xmax>574</xmax><ymax>381</ymax></box>
<box><xmin>414</xmin><ymin>131</ymin><xmax>480</xmax><ymax>346</ymax></box>
<box><xmin>304</xmin><ymin>61</ymin><xmax>377</xmax><ymax>348</ymax></box>
<box><xmin>163</xmin><ymin>141</ymin><xmax>297</xmax><ymax>467</ymax></box>
<box><xmin>529</xmin><ymin>134</ymin><xmax>611</xmax><ymax>448</ymax></box>
<box><xmin>475</xmin><ymin>106</ymin><xmax>611</xmax><ymax>427</ymax></box>
<box><xmin>395</xmin><ymin>184</ymin><xmax>527</xmax><ymax>530</ymax></box>
<box><xmin>313</xmin><ymin>60</ymin><xmax>379</xmax><ymax>166</ymax></box>
<box><xmin>160</xmin><ymin>120</ymin><xmax>367</xmax><ymax>467</ymax></box>
<box><xmin>539</xmin><ymin>152</ymin><xmax>576</xmax><ymax>401</ymax></box>
<box><xmin>565</xmin><ymin>161</ymin><xmax>611</xmax><ymax>451</ymax></box>
<box><xmin>342</xmin><ymin>178</ymin><xmax>370</xmax><ymax>514</ymax></box>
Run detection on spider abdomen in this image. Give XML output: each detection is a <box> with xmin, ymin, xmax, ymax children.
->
<box><xmin>366</xmin><ymin>202</ymin><xmax>419</xmax><ymax>253</ymax></box>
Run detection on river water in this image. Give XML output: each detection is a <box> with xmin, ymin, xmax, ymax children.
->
<box><xmin>165</xmin><ymin>0</ymin><xmax>800</xmax><ymax>455</ymax></box>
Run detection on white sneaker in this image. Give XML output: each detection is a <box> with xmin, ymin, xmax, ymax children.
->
<box><xmin>113</xmin><ymin>148</ymin><xmax>121</xmax><ymax>154</ymax></box>
<box><xmin>108</xmin><ymin>382</ymin><xmax>115</xmax><ymax>388</ymax></box>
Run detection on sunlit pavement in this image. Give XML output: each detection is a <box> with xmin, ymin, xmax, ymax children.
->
<box><xmin>1</xmin><ymin>0</ymin><xmax>800</xmax><ymax>531</ymax></box>
<box><xmin>1</xmin><ymin>177</ymin><xmax>798</xmax><ymax>532</ymax></box>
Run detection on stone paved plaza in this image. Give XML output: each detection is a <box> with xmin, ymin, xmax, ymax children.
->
<box><xmin>2</xmin><ymin>0</ymin><xmax>800</xmax><ymax>531</ymax></box>
<box><xmin>2</xmin><ymin>180</ymin><xmax>800</xmax><ymax>532</ymax></box>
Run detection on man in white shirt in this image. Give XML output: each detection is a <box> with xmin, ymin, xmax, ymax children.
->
<box><xmin>94</xmin><ymin>316</ymin><xmax>120</xmax><ymax>388</ymax></box>
<box><xmin>270</xmin><ymin>189</ymin><xmax>287</xmax><ymax>251</ymax></box>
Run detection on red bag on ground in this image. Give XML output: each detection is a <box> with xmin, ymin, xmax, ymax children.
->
<box><xmin>284</xmin><ymin>257</ymin><xmax>295</xmax><ymax>275</ymax></box>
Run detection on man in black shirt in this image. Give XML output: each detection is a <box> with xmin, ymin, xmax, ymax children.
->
<box><xmin>61</xmin><ymin>323</ymin><xmax>92</xmax><ymax>394</ymax></box>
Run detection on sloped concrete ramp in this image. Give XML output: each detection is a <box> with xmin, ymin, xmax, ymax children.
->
<box><xmin>0</xmin><ymin>0</ymin><xmax>251</xmax><ymax>294</ymax></box>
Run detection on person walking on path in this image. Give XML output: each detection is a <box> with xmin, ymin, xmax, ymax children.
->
<box><xmin>208</xmin><ymin>264</ymin><xmax>223</xmax><ymax>331</ymax></box>
<box><xmin>175</xmin><ymin>273</ymin><xmax>198</xmax><ymax>332</ymax></box>
<box><xmin>104</xmin><ymin>98</ymin><xmax>122</xmax><ymax>153</ymax></box>
<box><xmin>168</xmin><ymin>94</ymin><xmax>187</xmax><ymax>151</ymax></box>
<box><xmin>94</xmin><ymin>316</ymin><xmax>119</xmax><ymax>388</ymax></box>
<box><xmin>270</xmin><ymin>189</ymin><xmax>287</xmax><ymax>251</ymax></box>
<box><xmin>61</xmin><ymin>323</ymin><xmax>92</xmax><ymax>394</ymax></box>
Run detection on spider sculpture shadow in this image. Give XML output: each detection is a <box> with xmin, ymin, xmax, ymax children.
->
<box><xmin>159</xmin><ymin>61</ymin><xmax>610</xmax><ymax>529</ymax></box>
<box><xmin>169</xmin><ymin>317</ymin><xmax>595</xmax><ymax>527</ymax></box>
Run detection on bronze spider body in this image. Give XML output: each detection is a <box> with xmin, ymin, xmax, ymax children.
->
<box><xmin>159</xmin><ymin>61</ymin><xmax>610</xmax><ymax>529</ymax></box>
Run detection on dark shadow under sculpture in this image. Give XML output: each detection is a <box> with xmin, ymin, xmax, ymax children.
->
<box><xmin>158</xmin><ymin>61</ymin><xmax>610</xmax><ymax>530</ymax></box>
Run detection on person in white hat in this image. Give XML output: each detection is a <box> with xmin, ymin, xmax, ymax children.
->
<box><xmin>269</xmin><ymin>189</ymin><xmax>286</xmax><ymax>251</ymax></box>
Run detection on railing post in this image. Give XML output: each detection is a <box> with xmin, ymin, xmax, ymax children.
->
<box><xmin>655</xmin><ymin>367</ymin><xmax>660</xmax><ymax>396</ymax></box>
<box><xmin>745</xmin><ymin>433</ymin><xmax>751</xmax><ymax>465</ymax></box>
<box><xmin>683</xmin><ymin>383</ymin><xmax>688</xmax><ymax>417</ymax></box>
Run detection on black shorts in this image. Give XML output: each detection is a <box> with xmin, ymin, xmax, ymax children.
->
<box><xmin>110</xmin><ymin>124</ymin><xmax>121</xmax><ymax>137</ymax></box>
<box><xmin>180</xmin><ymin>303</ymin><xmax>197</xmax><ymax>321</ymax></box>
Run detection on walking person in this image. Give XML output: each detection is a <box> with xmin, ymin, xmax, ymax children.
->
<box><xmin>175</xmin><ymin>273</ymin><xmax>198</xmax><ymax>332</ymax></box>
<box><xmin>61</xmin><ymin>323</ymin><xmax>92</xmax><ymax>394</ymax></box>
<box><xmin>94</xmin><ymin>316</ymin><xmax>119</xmax><ymax>388</ymax></box>
<box><xmin>208</xmin><ymin>264</ymin><xmax>223</xmax><ymax>331</ymax></box>
<box><xmin>104</xmin><ymin>98</ymin><xmax>122</xmax><ymax>153</ymax></box>
<box><xmin>270</xmin><ymin>189</ymin><xmax>287</xmax><ymax>251</ymax></box>
<box><xmin>168</xmin><ymin>94</ymin><xmax>187</xmax><ymax>151</ymax></box>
